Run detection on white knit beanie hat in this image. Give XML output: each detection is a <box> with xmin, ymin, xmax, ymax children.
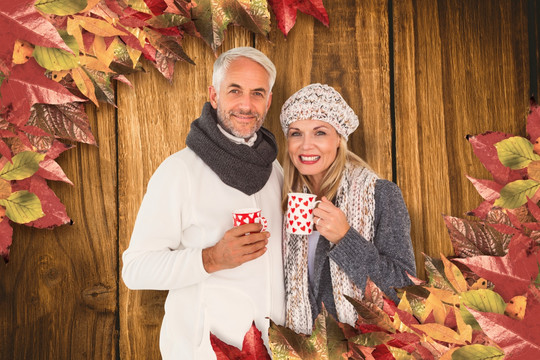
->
<box><xmin>280</xmin><ymin>83</ymin><xmax>359</xmax><ymax>140</ymax></box>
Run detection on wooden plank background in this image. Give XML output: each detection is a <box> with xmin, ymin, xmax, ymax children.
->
<box><xmin>1</xmin><ymin>0</ymin><xmax>538</xmax><ymax>358</ymax></box>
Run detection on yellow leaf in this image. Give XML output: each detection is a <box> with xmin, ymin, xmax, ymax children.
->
<box><xmin>79</xmin><ymin>55</ymin><xmax>113</xmax><ymax>73</ymax></box>
<box><xmin>423</xmin><ymin>293</ymin><xmax>447</xmax><ymax>325</ymax></box>
<box><xmin>90</xmin><ymin>36</ymin><xmax>118</xmax><ymax>69</ymax></box>
<box><xmin>454</xmin><ymin>306</ymin><xmax>472</xmax><ymax>343</ymax></box>
<box><xmin>71</xmin><ymin>68</ymin><xmax>98</xmax><ymax>106</ymax></box>
<box><xmin>470</xmin><ymin>277</ymin><xmax>489</xmax><ymax>290</ymax></box>
<box><xmin>50</xmin><ymin>70</ymin><xmax>70</xmax><ymax>82</ymax></box>
<box><xmin>439</xmin><ymin>348</ymin><xmax>458</xmax><ymax>360</ymax></box>
<box><xmin>82</xmin><ymin>0</ymin><xmax>102</xmax><ymax>12</ymax></box>
<box><xmin>66</xmin><ymin>18</ymin><xmax>85</xmax><ymax>55</ymax></box>
<box><xmin>12</xmin><ymin>40</ymin><xmax>34</xmax><ymax>64</ymax></box>
<box><xmin>411</xmin><ymin>323</ymin><xmax>467</xmax><ymax>345</ymax></box>
<box><xmin>126</xmin><ymin>47</ymin><xmax>142</xmax><ymax>69</ymax></box>
<box><xmin>0</xmin><ymin>179</ymin><xmax>11</xmax><ymax>199</ymax></box>
<box><xmin>441</xmin><ymin>254</ymin><xmax>468</xmax><ymax>293</ymax></box>
<box><xmin>504</xmin><ymin>295</ymin><xmax>527</xmax><ymax>320</ymax></box>
<box><xmin>528</xmin><ymin>160</ymin><xmax>540</xmax><ymax>181</ymax></box>
<box><xmin>425</xmin><ymin>287</ymin><xmax>460</xmax><ymax>306</ymax></box>
<box><xmin>71</xmin><ymin>15</ymin><xmax>127</xmax><ymax>37</ymax></box>
<box><xmin>398</xmin><ymin>291</ymin><xmax>413</xmax><ymax>313</ymax></box>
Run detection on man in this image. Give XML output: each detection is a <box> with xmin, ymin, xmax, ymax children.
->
<box><xmin>122</xmin><ymin>47</ymin><xmax>285</xmax><ymax>359</ymax></box>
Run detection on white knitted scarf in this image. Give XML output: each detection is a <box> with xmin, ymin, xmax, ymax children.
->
<box><xmin>284</xmin><ymin>164</ymin><xmax>378</xmax><ymax>334</ymax></box>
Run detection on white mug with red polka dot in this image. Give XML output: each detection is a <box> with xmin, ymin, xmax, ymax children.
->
<box><xmin>232</xmin><ymin>208</ymin><xmax>268</xmax><ymax>232</ymax></box>
<box><xmin>286</xmin><ymin>193</ymin><xmax>321</xmax><ymax>235</ymax></box>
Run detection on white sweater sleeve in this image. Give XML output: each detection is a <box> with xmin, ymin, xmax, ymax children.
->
<box><xmin>122</xmin><ymin>155</ymin><xmax>211</xmax><ymax>290</ymax></box>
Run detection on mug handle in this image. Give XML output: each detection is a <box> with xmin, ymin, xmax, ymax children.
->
<box><xmin>256</xmin><ymin>216</ymin><xmax>268</xmax><ymax>232</ymax></box>
<box><xmin>313</xmin><ymin>200</ymin><xmax>321</xmax><ymax>208</ymax></box>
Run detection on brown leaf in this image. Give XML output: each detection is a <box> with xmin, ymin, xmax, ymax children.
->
<box><xmin>27</xmin><ymin>102</ymin><xmax>96</xmax><ymax>149</ymax></box>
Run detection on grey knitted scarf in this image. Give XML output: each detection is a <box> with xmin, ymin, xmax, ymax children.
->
<box><xmin>186</xmin><ymin>102</ymin><xmax>278</xmax><ymax>195</ymax></box>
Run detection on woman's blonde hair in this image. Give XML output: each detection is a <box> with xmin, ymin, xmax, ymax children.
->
<box><xmin>281</xmin><ymin>136</ymin><xmax>372</xmax><ymax>212</ymax></box>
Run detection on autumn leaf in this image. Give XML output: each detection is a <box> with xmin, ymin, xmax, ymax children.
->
<box><xmin>192</xmin><ymin>0</ymin><xmax>271</xmax><ymax>51</ymax></box>
<box><xmin>0</xmin><ymin>190</ymin><xmax>44</xmax><ymax>224</ymax></box>
<box><xmin>451</xmin><ymin>344</ymin><xmax>504</xmax><ymax>360</ymax></box>
<box><xmin>494</xmin><ymin>179</ymin><xmax>540</xmax><ymax>209</ymax></box>
<box><xmin>269</xmin><ymin>319</ymin><xmax>312</xmax><ymax>360</ymax></box>
<box><xmin>465</xmin><ymin>176</ymin><xmax>503</xmax><ymax>202</ymax></box>
<box><xmin>12</xmin><ymin>40</ymin><xmax>34</xmax><ymax>65</ymax></box>
<box><xmin>467</xmin><ymin>286</ymin><xmax>540</xmax><ymax>359</ymax></box>
<box><xmin>210</xmin><ymin>321</ymin><xmax>271</xmax><ymax>360</ymax></box>
<box><xmin>268</xmin><ymin>0</ymin><xmax>329</xmax><ymax>36</ymax></box>
<box><xmin>441</xmin><ymin>254</ymin><xmax>468</xmax><ymax>293</ymax></box>
<box><xmin>0</xmin><ymin>0</ymin><xmax>72</xmax><ymax>66</ymax></box>
<box><xmin>0</xmin><ymin>151</ymin><xmax>45</xmax><ymax>181</ymax></box>
<box><xmin>0</xmin><ymin>59</ymin><xmax>85</xmax><ymax>127</ymax></box>
<box><xmin>71</xmin><ymin>67</ymin><xmax>99</xmax><ymax>105</ymax></box>
<box><xmin>27</xmin><ymin>102</ymin><xmax>96</xmax><ymax>149</ymax></box>
<box><xmin>424</xmin><ymin>254</ymin><xmax>454</xmax><ymax>291</ymax></box>
<box><xmin>455</xmin><ymin>234</ymin><xmax>540</xmax><ymax>301</ymax></box>
<box><xmin>345</xmin><ymin>295</ymin><xmax>395</xmax><ymax>333</ymax></box>
<box><xmin>0</xmin><ymin>217</ymin><xmax>13</xmax><ymax>262</ymax></box>
<box><xmin>443</xmin><ymin>214</ymin><xmax>510</xmax><ymax>257</ymax></box>
<box><xmin>467</xmin><ymin>132</ymin><xmax>527</xmax><ymax>185</ymax></box>
<box><xmin>35</xmin><ymin>0</ymin><xmax>88</xmax><ymax>16</ymax></box>
<box><xmin>495</xmin><ymin>136</ymin><xmax>540</xmax><ymax>170</ymax></box>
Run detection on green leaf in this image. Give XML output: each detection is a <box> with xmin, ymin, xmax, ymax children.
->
<box><xmin>33</xmin><ymin>47</ymin><xmax>78</xmax><ymax>71</ymax></box>
<box><xmin>0</xmin><ymin>190</ymin><xmax>44</xmax><ymax>224</ymax></box>
<box><xmin>0</xmin><ymin>151</ymin><xmax>45</xmax><ymax>180</ymax></box>
<box><xmin>33</xmin><ymin>29</ymin><xmax>79</xmax><ymax>72</ymax></box>
<box><xmin>461</xmin><ymin>289</ymin><xmax>506</xmax><ymax>314</ymax></box>
<box><xmin>495</xmin><ymin>136</ymin><xmax>540</xmax><ymax>169</ymax></box>
<box><xmin>349</xmin><ymin>332</ymin><xmax>393</xmax><ymax>347</ymax></box>
<box><xmin>35</xmin><ymin>0</ymin><xmax>88</xmax><ymax>16</ymax></box>
<box><xmin>494</xmin><ymin>179</ymin><xmax>540</xmax><ymax>209</ymax></box>
<box><xmin>451</xmin><ymin>344</ymin><xmax>505</xmax><ymax>360</ymax></box>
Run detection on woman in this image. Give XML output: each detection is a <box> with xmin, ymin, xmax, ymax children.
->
<box><xmin>280</xmin><ymin>83</ymin><xmax>416</xmax><ymax>334</ymax></box>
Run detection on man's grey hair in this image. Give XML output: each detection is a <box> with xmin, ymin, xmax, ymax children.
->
<box><xmin>212</xmin><ymin>47</ymin><xmax>276</xmax><ymax>93</ymax></box>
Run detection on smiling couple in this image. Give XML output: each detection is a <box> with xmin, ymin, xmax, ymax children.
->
<box><xmin>122</xmin><ymin>47</ymin><xmax>416</xmax><ymax>359</ymax></box>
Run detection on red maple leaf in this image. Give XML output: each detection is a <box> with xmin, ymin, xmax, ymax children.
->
<box><xmin>455</xmin><ymin>234</ymin><xmax>540</xmax><ymax>301</ymax></box>
<box><xmin>210</xmin><ymin>322</ymin><xmax>271</xmax><ymax>360</ymax></box>
<box><xmin>268</xmin><ymin>0</ymin><xmax>329</xmax><ymax>36</ymax></box>
<box><xmin>467</xmin><ymin>286</ymin><xmax>540</xmax><ymax>359</ymax></box>
<box><xmin>12</xmin><ymin>176</ymin><xmax>71</xmax><ymax>229</ymax></box>
<box><xmin>0</xmin><ymin>59</ymin><xmax>85</xmax><ymax>127</ymax></box>
<box><xmin>0</xmin><ymin>0</ymin><xmax>72</xmax><ymax>67</ymax></box>
<box><xmin>467</xmin><ymin>132</ymin><xmax>527</xmax><ymax>185</ymax></box>
<box><xmin>0</xmin><ymin>217</ymin><xmax>13</xmax><ymax>262</ymax></box>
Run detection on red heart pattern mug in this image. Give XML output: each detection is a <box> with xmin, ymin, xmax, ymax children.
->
<box><xmin>286</xmin><ymin>193</ymin><xmax>321</xmax><ymax>235</ymax></box>
<box><xmin>232</xmin><ymin>208</ymin><xmax>267</xmax><ymax>232</ymax></box>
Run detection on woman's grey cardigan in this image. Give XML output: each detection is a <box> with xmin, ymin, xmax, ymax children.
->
<box><xmin>309</xmin><ymin>179</ymin><xmax>416</xmax><ymax>322</ymax></box>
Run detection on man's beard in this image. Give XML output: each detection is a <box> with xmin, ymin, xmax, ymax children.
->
<box><xmin>216</xmin><ymin>106</ymin><xmax>266</xmax><ymax>139</ymax></box>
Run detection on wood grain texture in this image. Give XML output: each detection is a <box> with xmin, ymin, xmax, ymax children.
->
<box><xmin>117</xmin><ymin>29</ymin><xmax>252</xmax><ymax>360</ymax></box>
<box><xmin>393</xmin><ymin>0</ymin><xmax>531</xmax><ymax>278</ymax></box>
<box><xmin>259</xmin><ymin>0</ymin><xmax>392</xmax><ymax>179</ymax></box>
<box><xmin>0</xmin><ymin>103</ymin><xmax>117</xmax><ymax>359</ymax></box>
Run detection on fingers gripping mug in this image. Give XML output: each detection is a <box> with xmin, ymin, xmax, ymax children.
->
<box><xmin>286</xmin><ymin>193</ymin><xmax>321</xmax><ymax>235</ymax></box>
<box><xmin>232</xmin><ymin>208</ymin><xmax>268</xmax><ymax>232</ymax></box>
